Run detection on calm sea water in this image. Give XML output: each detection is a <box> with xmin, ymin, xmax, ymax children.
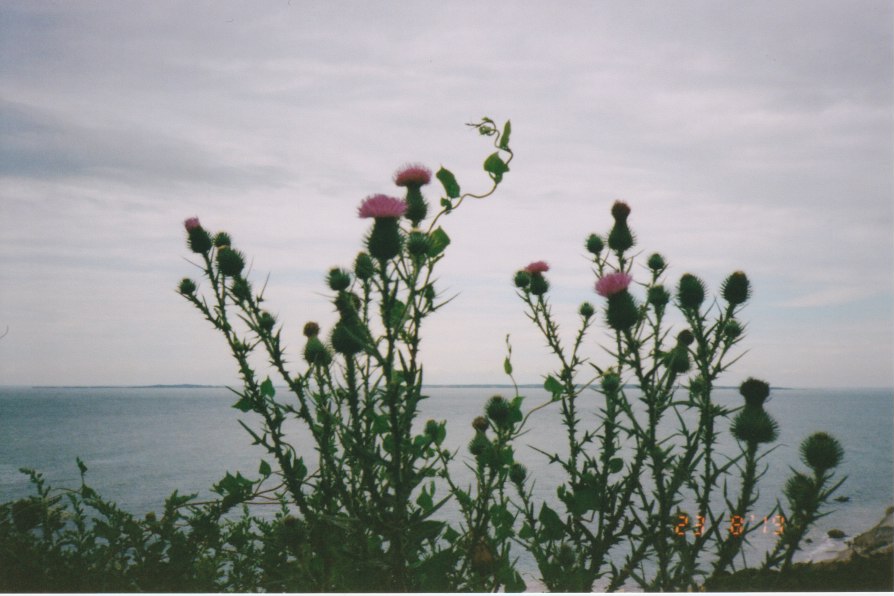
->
<box><xmin>1</xmin><ymin>385</ymin><xmax>891</xmax><ymax>575</ymax></box>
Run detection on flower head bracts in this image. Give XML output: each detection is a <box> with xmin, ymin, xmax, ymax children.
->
<box><xmin>184</xmin><ymin>216</ymin><xmax>201</xmax><ymax>231</ymax></box>
<box><xmin>524</xmin><ymin>261</ymin><xmax>549</xmax><ymax>275</ymax></box>
<box><xmin>358</xmin><ymin>194</ymin><xmax>407</xmax><ymax>219</ymax></box>
<box><xmin>393</xmin><ymin>163</ymin><xmax>432</xmax><ymax>187</ymax></box>
<box><xmin>595</xmin><ymin>272</ymin><xmax>633</xmax><ymax>297</ymax></box>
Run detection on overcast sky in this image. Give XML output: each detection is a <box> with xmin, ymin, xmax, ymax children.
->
<box><xmin>1</xmin><ymin>1</ymin><xmax>891</xmax><ymax>389</ymax></box>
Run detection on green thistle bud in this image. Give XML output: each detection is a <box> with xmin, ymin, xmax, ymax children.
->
<box><xmin>326</xmin><ymin>267</ymin><xmax>352</xmax><ymax>291</ymax></box>
<box><xmin>485</xmin><ymin>395</ymin><xmax>511</xmax><ymax>427</ymax></box>
<box><xmin>468</xmin><ymin>433</ymin><xmax>490</xmax><ymax>457</ymax></box>
<box><xmin>258</xmin><ymin>311</ymin><xmax>276</xmax><ymax>332</ymax></box>
<box><xmin>585</xmin><ymin>233</ymin><xmax>604</xmax><ymax>255</ymax></box>
<box><xmin>513</xmin><ymin>270</ymin><xmax>531</xmax><ymax>289</ymax></box>
<box><xmin>231</xmin><ymin>277</ymin><xmax>252</xmax><ymax>301</ymax></box>
<box><xmin>424</xmin><ymin>419</ymin><xmax>441</xmax><ymax>439</ymax></box>
<box><xmin>303</xmin><ymin>336</ymin><xmax>332</xmax><ymax>367</ymax></box>
<box><xmin>606</xmin><ymin>292</ymin><xmax>638</xmax><ymax>331</ymax></box>
<box><xmin>724</xmin><ymin>319</ymin><xmax>743</xmax><ymax>341</ymax></box>
<box><xmin>677</xmin><ymin>273</ymin><xmax>706</xmax><ymax>310</ymax></box>
<box><xmin>529</xmin><ymin>274</ymin><xmax>549</xmax><ymax>296</ymax></box>
<box><xmin>330</xmin><ymin>321</ymin><xmax>364</xmax><ymax>356</ymax></box>
<box><xmin>509</xmin><ymin>463</ymin><xmax>528</xmax><ymax>485</ymax></box>
<box><xmin>666</xmin><ymin>346</ymin><xmax>691</xmax><ymax>374</ymax></box>
<box><xmin>367</xmin><ymin>217</ymin><xmax>403</xmax><ymax>261</ymax></box>
<box><xmin>579</xmin><ymin>301</ymin><xmax>595</xmax><ymax>319</ymax></box>
<box><xmin>407</xmin><ymin>230</ymin><xmax>430</xmax><ymax>256</ymax></box>
<box><xmin>187</xmin><ymin>227</ymin><xmax>213</xmax><ymax>254</ymax></box>
<box><xmin>732</xmin><ymin>406</ymin><xmax>779</xmax><ymax>444</ymax></box>
<box><xmin>721</xmin><ymin>271</ymin><xmax>751</xmax><ymax>306</ymax></box>
<box><xmin>217</xmin><ymin>247</ymin><xmax>245</xmax><ymax>277</ymax></box>
<box><xmin>739</xmin><ymin>378</ymin><xmax>771</xmax><ymax>408</ymax></box>
<box><xmin>334</xmin><ymin>292</ymin><xmax>361</xmax><ymax>317</ymax></box>
<box><xmin>607</xmin><ymin>201</ymin><xmax>635</xmax><ymax>253</ymax></box>
<box><xmin>303</xmin><ymin>321</ymin><xmax>320</xmax><ymax>338</ymax></box>
<box><xmin>647</xmin><ymin>252</ymin><xmax>667</xmax><ymax>272</ymax></box>
<box><xmin>608</xmin><ymin>222</ymin><xmax>635</xmax><ymax>253</ymax></box>
<box><xmin>784</xmin><ymin>472</ymin><xmax>816</xmax><ymax>508</ymax></box>
<box><xmin>472</xmin><ymin>416</ymin><xmax>489</xmax><ymax>432</ymax></box>
<box><xmin>676</xmin><ymin>329</ymin><xmax>694</xmax><ymax>346</ymax></box>
<box><xmin>404</xmin><ymin>186</ymin><xmax>428</xmax><ymax>227</ymax></box>
<box><xmin>601</xmin><ymin>371</ymin><xmax>621</xmax><ymax>394</ymax></box>
<box><xmin>178</xmin><ymin>278</ymin><xmax>197</xmax><ymax>295</ymax></box>
<box><xmin>354</xmin><ymin>252</ymin><xmax>375</xmax><ymax>281</ymax></box>
<box><xmin>647</xmin><ymin>285</ymin><xmax>670</xmax><ymax>309</ymax></box>
<box><xmin>213</xmin><ymin>232</ymin><xmax>232</xmax><ymax>248</ymax></box>
<box><xmin>800</xmin><ymin>432</ymin><xmax>844</xmax><ymax>472</ymax></box>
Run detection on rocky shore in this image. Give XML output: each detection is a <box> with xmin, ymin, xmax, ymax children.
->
<box><xmin>826</xmin><ymin>505</ymin><xmax>894</xmax><ymax>563</ymax></box>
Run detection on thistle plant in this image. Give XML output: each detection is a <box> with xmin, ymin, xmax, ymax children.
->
<box><xmin>506</xmin><ymin>201</ymin><xmax>846</xmax><ymax>591</ymax></box>
<box><xmin>177</xmin><ymin>118</ymin><xmax>519</xmax><ymax>591</ymax></box>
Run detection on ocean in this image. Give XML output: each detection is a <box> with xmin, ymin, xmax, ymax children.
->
<box><xmin>1</xmin><ymin>384</ymin><xmax>891</xmax><ymax>579</ymax></box>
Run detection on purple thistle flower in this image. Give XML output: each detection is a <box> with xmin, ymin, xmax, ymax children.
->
<box><xmin>184</xmin><ymin>216</ymin><xmax>201</xmax><ymax>231</ymax></box>
<box><xmin>358</xmin><ymin>194</ymin><xmax>407</xmax><ymax>219</ymax></box>
<box><xmin>524</xmin><ymin>261</ymin><xmax>550</xmax><ymax>275</ymax></box>
<box><xmin>393</xmin><ymin>163</ymin><xmax>432</xmax><ymax>187</ymax></box>
<box><xmin>595</xmin><ymin>272</ymin><xmax>633</xmax><ymax>297</ymax></box>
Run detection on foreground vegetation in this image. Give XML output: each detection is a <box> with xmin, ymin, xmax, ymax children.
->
<box><xmin>1</xmin><ymin>119</ymin><xmax>848</xmax><ymax>592</ymax></box>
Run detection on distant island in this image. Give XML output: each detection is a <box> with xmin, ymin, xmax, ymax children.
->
<box><xmin>31</xmin><ymin>384</ymin><xmax>222</xmax><ymax>389</ymax></box>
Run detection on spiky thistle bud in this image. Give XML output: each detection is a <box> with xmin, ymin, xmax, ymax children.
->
<box><xmin>606</xmin><ymin>292</ymin><xmax>638</xmax><ymax>331</ymax></box>
<box><xmin>468</xmin><ymin>433</ymin><xmax>490</xmax><ymax>457</ymax></box>
<box><xmin>513</xmin><ymin>270</ymin><xmax>531</xmax><ymax>289</ymax></box>
<box><xmin>676</xmin><ymin>329</ymin><xmax>694</xmax><ymax>346</ymax></box>
<box><xmin>647</xmin><ymin>252</ymin><xmax>667</xmax><ymax>272</ymax></box>
<box><xmin>184</xmin><ymin>217</ymin><xmax>212</xmax><ymax>254</ymax></box>
<box><xmin>485</xmin><ymin>395</ymin><xmax>511</xmax><ymax>427</ymax></box>
<box><xmin>529</xmin><ymin>274</ymin><xmax>549</xmax><ymax>296</ymax></box>
<box><xmin>509</xmin><ymin>463</ymin><xmax>528</xmax><ymax>485</ymax></box>
<box><xmin>303</xmin><ymin>321</ymin><xmax>320</xmax><ymax>338</ymax></box>
<box><xmin>216</xmin><ymin>247</ymin><xmax>245</xmax><ymax>277</ymax></box>
<box><xmin>406</xmin><ymin>230</ymin><xmax>430</xmax><ymax>256</ymax></box>
<box><xmin>579</xmin><ymin>302</ymin><xmax>595</xmax><ymax>319</ymax></box>
<box><xmin>258</xmin><ymin>311</ymin><xmax>276</xmax><ymax>332</ymax></box>
<box><xmin>608</xmin><ymin>201</ymin><xmax>635</xmax><ymax>253</ymax></box>
<box><xmin>585</xmin><ymin>233</ymin><xmax>604</xmax><ymax>255</ymax></box>
<box><xmin>800</xmin><ymin>432</ymin><xmax>844</xmax><ymax>473</ymax></box>
<box><xmin>647</xmin><ymin>285</ymin><xmax>670</xmax><ymax>309</ymax></box>
<box><xmin>231</xmin><ymin>277</ymin><xmax>252</xmax><ymax>302</ymax></box>
<box><xmin>472</xmin><ymin>416</ymin><xmax>489</xmax><ymax>433</ymax></box>
<box><xmin>303</xmin><ymin>336</ymin><xmax>332</xmax><ymax>367</ymax></box>
<box><xmin>330</xmin><ymin>321</ymin><xmax>364</xmax><ymax>356</ymax></box>
<box><xmin>722</xmin><ymin>271</ymin><xmax>751</xmax><ymax>306</ymax></box>
<box><xmin>739</xmin><ymin>378</ymin><xmax>771</xmax><ymax>408</ymax></box>
<box><xmin>354</xmin><ymin>252</ymin><xmax>375</xmax><ymax>281</ymax></box>
<box><xmin>724</xmin><ymin>319</ymin><xmax>743</xmax><ymax>341</ymax></box>
<box><xmin>677</xmin><ymin>273</ymin><xmax>706</xmax><ymax>310</ymax></box>
<box><xmin>178</xmin><ymin>278</ymin><xmax>197</xmax><ymax>295</ymax></box>
<box><xmin>784</xmin><ymin>472</ymin><xmax>816</xmax><ymax>508</ymax></box>
<box><xmin>732</xmin><ymin>406</ymin><xmax>779</xmax><ymax>444</ymax></box>
<box><xmin>213</xmin><ymin>232</ymin><xmax>232</xmax><ymax>248</ymax></box>
<box><xmin>326</xmin><ymin>267</ymin><xmax>352</xmax><ymax>291</ymax></box>
<box><xmin>601</xmin><ymin>371</ymin><xmax>621</xmax><ymax>394</ymax></box>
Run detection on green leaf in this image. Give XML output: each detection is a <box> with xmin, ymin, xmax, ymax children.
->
<box><xmin>427</xmin><ymin>227</ymin><xmax>451</xmax><ymax>257</ymax></box>
<box><xmin>538</xmin><ymin>503</ymin><xmax>565</xmax><ymax>541</ymax></box>
<box><xmin>260</xmin><ymin>377</ymin><xmax>275</xmax><ymax>398</ymax></box>
<box><xmin>499</xmin><ymin>120</ymin><xmax>512</xmax><ymax>150</ymax></box>
<box><xmin>416</xmin><ymin>490</ymin><xmax>434</xmax><ymax>512</ymax></box>
<box><xmin>233</xmin><ymin>395</ymin><xmax>253</xmax><ymax>412</ymax></box>
<box><xmin>544</xmin><ymin>375</ymin><xmax>563</xmax><ymax>396</ymax></box>
<box><xmin>483</xmin><ymin>152</ymin><xmax>510</xmax><ymax>183</ymax></box>
<box><xmin>436</xmin><ymin>167</ymin><xmax>460</xmax><ymax>198</ymax></box>
<box><xmin>503</xmin><ymin>356</ymin><xmax>513</xmax><ymax>376</ymax></box>
<box><xmin>259</xmin><ymin>460</ymin><xmax>272</xmax><ymax>477</ymax></box>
